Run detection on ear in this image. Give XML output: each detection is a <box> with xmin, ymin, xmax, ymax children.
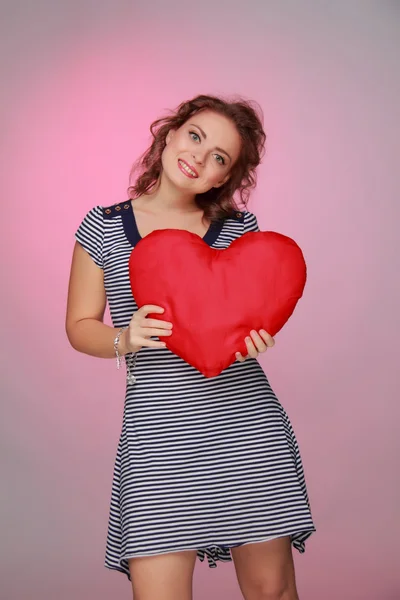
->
<box><xmin>165</xmin><ymin>129</ymin><xmax>176</xmax><ymax>145</ymax></box>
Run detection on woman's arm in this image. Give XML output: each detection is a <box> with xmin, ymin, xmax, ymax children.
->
<box><xmin>66</xmin><ymin>242</ymin><xmax>124</xmax><ymax>358</ymax></box>
<box><xmin>66</xmin><ymin>242</ymin><xmax>173</xmax><ymax>358</ymax></box>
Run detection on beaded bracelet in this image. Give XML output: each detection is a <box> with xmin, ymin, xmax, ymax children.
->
<box><xmin>113</xmin><ymin>326</ymin><xmax>137</xmax><ymax>386</ymax></box>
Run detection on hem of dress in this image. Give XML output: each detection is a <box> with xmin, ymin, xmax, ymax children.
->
<box><xmin>105</xmin><ymin>526</ymin><xmax>316</xmax><ymax>582</ymax></box>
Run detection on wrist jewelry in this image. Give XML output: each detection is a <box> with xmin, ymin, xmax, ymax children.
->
<box><xmin>114</xmin><ymin>326</ymin><xmax>137</xmax><ymax>386</ymax></box>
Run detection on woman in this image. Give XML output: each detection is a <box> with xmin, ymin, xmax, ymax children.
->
<box><xmin>66</xmin><ymin>94</ymin><xmax>315</xmax><ymax>600</ymax></box>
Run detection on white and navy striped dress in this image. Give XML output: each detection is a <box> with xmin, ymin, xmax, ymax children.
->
<box><xmin>75</xmin><ymin>201</ymin><xmax>315</xmax><ymax>581</ymax></box>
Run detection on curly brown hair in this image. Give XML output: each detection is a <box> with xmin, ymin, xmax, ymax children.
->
<box><xmin>127</xmin><ymin>94</ymin><xmax>267</xmax><ymax>222</ymax></box>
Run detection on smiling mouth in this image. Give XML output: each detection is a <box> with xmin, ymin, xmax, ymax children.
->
<box><xmin>178</xmin><ymin>159</ymin><xmax>198</xmax><ymax>178</ymax></box>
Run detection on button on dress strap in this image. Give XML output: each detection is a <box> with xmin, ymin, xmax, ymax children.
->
<box><xmin>103</xmin><ymin>202</ymin><xmax>132</xmax><ymax>219</ymax></box>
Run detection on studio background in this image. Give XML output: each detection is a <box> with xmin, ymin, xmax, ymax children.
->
<box><xmin>1</xmin><ymin>1</ymin><xmax>399</xmax><ymax>599</ymax></box>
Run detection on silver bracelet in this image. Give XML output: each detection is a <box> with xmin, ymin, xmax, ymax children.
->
<box><xmin>113</xmin><ymin>326</ymin><xmax>137</xmax><ymax>386</ymax></box>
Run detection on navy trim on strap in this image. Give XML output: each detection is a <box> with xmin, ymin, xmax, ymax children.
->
<box><xmin>104</xmin><ymin>201</ymin><xmax>244</xmax><ymax>247</ymax></box>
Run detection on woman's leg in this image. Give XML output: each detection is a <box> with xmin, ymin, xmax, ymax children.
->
<box><xmin>231</xmin><ymin>536</ymin><xmax>299</xmax><ymax>600</ymax></box>
<box><xmin>128</xmin><ymin>549</ymin><xmax>198</xmax><ymax>600</ymax></box>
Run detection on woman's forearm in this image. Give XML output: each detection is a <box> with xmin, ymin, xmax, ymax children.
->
<box><xmin>66</xmin><ymin>318</ymin><xmax>130</xmax><ymax>358</ymax></box>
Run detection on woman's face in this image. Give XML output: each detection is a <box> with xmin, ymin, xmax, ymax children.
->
<box><xmin>161</xmin><ymin>110</ymin><xmax>242</xmax><ymax>195</ymax></box>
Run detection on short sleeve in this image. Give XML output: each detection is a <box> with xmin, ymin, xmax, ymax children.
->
<box><xmin>243</xmin><ymin>211</ymin><xmax>260</xmax><ymax>233</ymax></box>
<box><xmin>75</xmin><ymin>205</ymin><xmax>104</xmax><ymax>268</ymax></box>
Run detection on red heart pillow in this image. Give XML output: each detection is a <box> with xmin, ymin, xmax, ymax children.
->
<box><xmin>129</xmin><ymin>230</ymin><xmax>306</xmax><ymax>378</ymax></box>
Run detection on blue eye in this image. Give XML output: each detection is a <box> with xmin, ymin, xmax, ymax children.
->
<box><xmin>189</xmin><ymin>130</ymin><xmax>225</xmax><ymax>166</ymax></box>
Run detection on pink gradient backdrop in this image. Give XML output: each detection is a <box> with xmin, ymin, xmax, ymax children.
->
<box><xmin>1</xmin><ymin>2</ymin><xmax>399</xmax><ymax>599</ymax></box>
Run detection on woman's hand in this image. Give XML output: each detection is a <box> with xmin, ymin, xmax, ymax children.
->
<box><xmin>235</xmin><ymin>329</ymin><xmax>275</xmax><ymax>362</ymax></box>
<box><xmin>120</xmin><ymin>305</ymin><xmax>173</xmax><ymax>354</ymax></box>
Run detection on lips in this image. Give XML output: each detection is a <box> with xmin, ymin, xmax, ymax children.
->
<box><xmin>178</xmin><ymin>159</ymin><xmax>198</xmax><ymax>178</ymax></box>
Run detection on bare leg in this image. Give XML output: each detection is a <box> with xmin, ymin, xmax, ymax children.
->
<box><xmin>128</xmin><ymin>549</ymin><xmax>198</xmax><ymax>600</ymax></box>
<box><xmin>231</xmin><ymin>536</ymin><xmax>299</xmax><ymax>600</ymax></box>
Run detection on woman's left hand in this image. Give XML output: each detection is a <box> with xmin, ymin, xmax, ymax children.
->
<box><xmin>235</xmin><ymin>329</ymin><xmax>275</xmax><ymax>362</ymax></box>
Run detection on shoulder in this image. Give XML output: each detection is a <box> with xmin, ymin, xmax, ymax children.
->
<box><xmin>228</xmin><ymin>209</ymin><xmax>245</xmax><ymax>223</ymax></box>
<box><xmin>228</xmin><ymin>210</ymin><xmax>260</xmax><ymax>233</ymax></box>
<box><xmin>78</xmin><ymin>201</ymin><xmax>132</xmax><ymax>222</ymax></box>
<box><xmin>75</xmin><ymin>205</ymin><xmax>105</xmax><ymax>266</ymax></box>
<box><xmin>242</xmin><ymin>210</ymin><xmax>259</xmax><ymax>232</ymax></box>
<box><xmin>76</xmin><ymin>204</ymin><xmax>104</xmax><ymax>230</ymax></box>
<box><xmin>224</xmin><ymin>209</ymin><xmax>258</xmax><ymax>226</ymax></box>
<box><xmin>218</xmin><ymin>210</ymin><xmax>259</xmax><ymax>239</ymax></box>
<box><xmin>76</xmin><ymin>201</ymin><xmax>131</xmax><ymax>235</ymax></box>
<box><xmin>103</xmin><ymin>200</ymin><xmax>132</xmax><ymax>219</ymax></box>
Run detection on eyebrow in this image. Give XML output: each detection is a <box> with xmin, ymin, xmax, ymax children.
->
<box><xmin>189</xmin><ymin>123</ymin><xmax>232</xmax><ymax>162</ymax></box>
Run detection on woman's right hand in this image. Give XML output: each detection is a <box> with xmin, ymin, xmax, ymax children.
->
<box><xmin>120</xmin><ymin>305</ymin><xmax>173</xmax><ymax>354</ymax></box>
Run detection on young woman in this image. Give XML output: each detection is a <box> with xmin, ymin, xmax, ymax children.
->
<box><xmin>66</xmin><ymin>94</ymin><xmax>315</xmax><ymax>600</ymax></box>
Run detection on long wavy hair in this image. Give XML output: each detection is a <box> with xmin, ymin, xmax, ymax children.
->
<box><xmin>127</xmin><ymin>94</ymin><xmax>267</xmax><ymax>222</ymax></box>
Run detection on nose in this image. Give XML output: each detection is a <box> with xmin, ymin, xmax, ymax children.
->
<box><xmin>192</xmin><ymin>150</ymin><xmax>205</xmax><ymax>165</ymax></box>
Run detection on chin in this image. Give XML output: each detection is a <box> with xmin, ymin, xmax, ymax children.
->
<box><xmin>164</xmin><ymin>164</ymin><xmax>199</xmax><ymax>191</ymax></box>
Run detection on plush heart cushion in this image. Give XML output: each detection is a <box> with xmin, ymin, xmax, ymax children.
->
<box><xmin>129</xmin><ymin>229</ymin><xmax>307</xmax><ymax>378</ymax></box>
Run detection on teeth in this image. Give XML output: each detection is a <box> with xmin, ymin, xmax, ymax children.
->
<box><xmin>179</xmin><ymin>160</ymin><xmax>196</xmax><ymax>177</ymax></box>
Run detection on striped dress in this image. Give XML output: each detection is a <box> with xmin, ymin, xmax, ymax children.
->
<box><xmin>75</xmin><ymin>201</ymin><xmax>315</xmax><ymax>581</ymax></box>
